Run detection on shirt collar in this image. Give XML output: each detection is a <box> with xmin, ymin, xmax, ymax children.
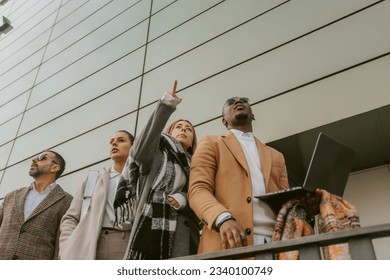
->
<box><xmin>110</xmin><ymin>167</ymin><xmax>120</xmax><ymax>179</ymax></box>
<box><xmin>30</xmin><ymin>182</ymin><xmax>57</xmax><ymax>194</ymax></box>
<box><xmin>230</xmin><ymin>128</ymin><xmax>254</xmax><ymax>139</ymax></box>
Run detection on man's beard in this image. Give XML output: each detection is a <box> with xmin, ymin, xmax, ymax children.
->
<box><xmin>29</xmin><ymin>168</ymin><xmax>41</xmax><ymax>178</ymax></box>
<box><xmin>235</xmin><ymin>111</ymin><xmax>249</xmax><ymax>123</ymax></box>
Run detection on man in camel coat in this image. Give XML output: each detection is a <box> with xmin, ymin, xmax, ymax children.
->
<box><xmin>188</xmin><ymin>97</ymin><xmax>288</xmax><ymax>254</ymax></box>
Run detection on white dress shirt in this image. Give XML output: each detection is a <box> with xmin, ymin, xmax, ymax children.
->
<box><xmin>101</xmin><ymin>167</ymin><xmax>124</xmax><ymax>229</ymax></box>
<box><xmin>230</xmin><ymin>129</ymin><xmax>276</xmax><ymax>243</ymax></box>
<box><xmin>24</xmin><ymin>182</ymin><xmax>57</xmax><ymax>220</ymax></box>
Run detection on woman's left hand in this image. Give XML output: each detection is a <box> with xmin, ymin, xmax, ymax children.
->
<box><xmin>167</xmin><ymin>196</ymin><xmax>180</xmax><ymax>209</ymax></box>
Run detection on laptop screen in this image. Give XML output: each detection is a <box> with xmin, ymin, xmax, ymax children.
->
<box><xmin>302</xmin><ymin>132</ymin><xmax>355</xmax><ymax>197</ymax></box>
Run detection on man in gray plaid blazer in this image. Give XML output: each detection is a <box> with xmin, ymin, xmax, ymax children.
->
<box><xmin>0</xmin><ymin>150</ymin><xmax>73</xmax><ymax>260</ymax></box>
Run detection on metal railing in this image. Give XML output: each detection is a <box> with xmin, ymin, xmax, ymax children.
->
<box><xmin>174</xmin><ymin>223</ymin><xmax>390</xmax><ymax>260</ymax></box>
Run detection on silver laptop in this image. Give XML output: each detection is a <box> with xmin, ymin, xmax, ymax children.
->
<box><xmin>256</xmin><ymin>132</ymin><xmax>355</xmax><ymax>208</ymax></box>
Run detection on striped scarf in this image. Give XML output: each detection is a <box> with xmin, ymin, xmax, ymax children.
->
<box><xmin>120</xmin><ymin>134</ymin><xmax>190</xmax><ymax>259</ymax></box>
<box><xmin>113</xmin><ymin>156</ymin><xmax>139</xmax><ymax>228</ymax></box>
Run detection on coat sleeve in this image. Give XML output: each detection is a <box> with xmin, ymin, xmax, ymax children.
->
<box><xmin>188</xmin><ymin>136</ymin><xmax>228</xmax><ymax>230</ymax></box>
<box><xmin>0</xmin><ymin>193</ymin><xmax>12</xmax><ymax>228</ymax></box>
<box><xmin>0</xmin><ymin>197</ymin><xmax>3</xmax><ymax>227</ymax></box>
<box><xmin>131</xmin><ymin>99</ymin><xmax>176</xmax><ymax>173</ymax></box>
<box><xmin>54</xmin><ymin>194</ymin><xmax>73</xmax><ymax>259</ymax></box>
<box><xmin>59</xmin><ymin>176</ymin><xmax>88</xmax><ymax>256</ymax></box>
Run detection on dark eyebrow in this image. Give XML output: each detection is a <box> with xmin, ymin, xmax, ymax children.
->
<box><xmin>111</xmin><ymin>136</ymin><xmax>126</xmax><ymax>141</ymax></box>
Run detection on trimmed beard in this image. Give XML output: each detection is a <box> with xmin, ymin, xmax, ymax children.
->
<box><xmin>29</xmin><ymin>169</ymin><xmax>40</xmax><ymax>178</ymax></box>
<box><xmin>235</xmin><ymin>111</ymin><xmax>250</xmax><ymax>122</ymax></box>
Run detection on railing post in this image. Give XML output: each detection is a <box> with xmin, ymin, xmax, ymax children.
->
<box><xmin>299</xmin><ymin>244</ymin><xmax>321</xmax><ymax>260</ymax></box>
<box><xmin>254</xmin><ymin>252</ymin><xmax>274</xmax><ymax>260</ymax></box>
<box><xmin>348</xmin><ymin>237</ymin><xmax>376</xmax><ymax>260</ymax></box>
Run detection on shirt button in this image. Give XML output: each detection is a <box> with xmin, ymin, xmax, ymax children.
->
<box><xmin>105</xmin><ymin>230</ymin><xmax>109</xmax><ymax>235</ymax></box>
<box><xmin>184</xmin><ymin>220</ymin><xmax>190</xmax><ymax>227</ymax></box>
<box><xmin>246</xmin><ymin>197</ymin><xmax>251</xmax><ymax>203</ymax></box>
<box><xmin>245</xmin><ymin>228</ymin><xmax>252</xmax><ymax>236</ymax></box>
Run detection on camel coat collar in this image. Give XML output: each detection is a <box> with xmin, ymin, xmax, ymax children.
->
<box><xmin>221</xmin><ymin>130</ymin><xmax>272</xmax><ymax>192</ymax></box>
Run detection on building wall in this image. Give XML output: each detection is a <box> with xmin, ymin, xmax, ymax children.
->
<box><xmin>1</xmin><ymin>0</ymin><xmax>389</xmax><ymax>258</ymax></box>
<box><xmin>345</xmin><ymin>165</ymin><xmax>390</xmax><ymax>260</ymax></box>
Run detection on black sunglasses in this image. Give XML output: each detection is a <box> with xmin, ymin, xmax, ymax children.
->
<box><xmin>34</xmin><ymin>153</ymin><xmax>58</xmax><ymax>164</ymax></box>
<box><xmin>225</xmin><ymin>97</ymin><xmax>250</xmax><ymax>106</ymax></box>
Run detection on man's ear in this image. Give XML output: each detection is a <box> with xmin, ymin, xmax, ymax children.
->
<box><xmin>51</xmin><ymin>164</ymin><xmax>60</xmax><ymax>173</ymax></box>
<box><xmin>222</xmin><ymin>117</ymin><xmax>227</xmax><ymax>127</ymax></box>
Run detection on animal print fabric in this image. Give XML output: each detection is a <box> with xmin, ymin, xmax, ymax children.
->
<box><xmin>272</xmin><ymin>189</ymin><xmax>360</xmax><ymax>260</ymax></box>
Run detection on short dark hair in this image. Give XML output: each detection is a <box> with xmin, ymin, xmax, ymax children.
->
<box><xmin>45</xmin><ymin>150</ymin><xmax>66</xmax><ymax>179</ymax></box>
<box><xmin>116</xmin><ymin>130</ymin><xmax>135</xmax><ymax>145</ymax></box>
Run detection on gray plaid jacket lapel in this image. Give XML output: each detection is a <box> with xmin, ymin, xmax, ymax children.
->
<box><xmin>25</xmin><ymin>185</ymin><xmax>65</xmax><ymax>221</ymax></box>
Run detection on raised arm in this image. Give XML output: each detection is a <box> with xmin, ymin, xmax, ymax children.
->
<box><xmin>131</xmin><ymin>81</ymin><xmax>182</xmax><ymax>172</ymax></box>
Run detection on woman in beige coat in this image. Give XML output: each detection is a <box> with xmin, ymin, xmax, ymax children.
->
<box><xmin>59</xmin><ymin>130</ymin><xmax>134</xmax><ymax>259</ymax></box>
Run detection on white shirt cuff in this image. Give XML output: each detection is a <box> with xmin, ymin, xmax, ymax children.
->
<box><xmin>161</xmin><ymin>92</ymin><xmax>182</xmax><ymax>107</ymax></box>
<box><xmin>215</xmin><ymin>212</ymin><xmax>231</xmax><ymax>228</ymax></box>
